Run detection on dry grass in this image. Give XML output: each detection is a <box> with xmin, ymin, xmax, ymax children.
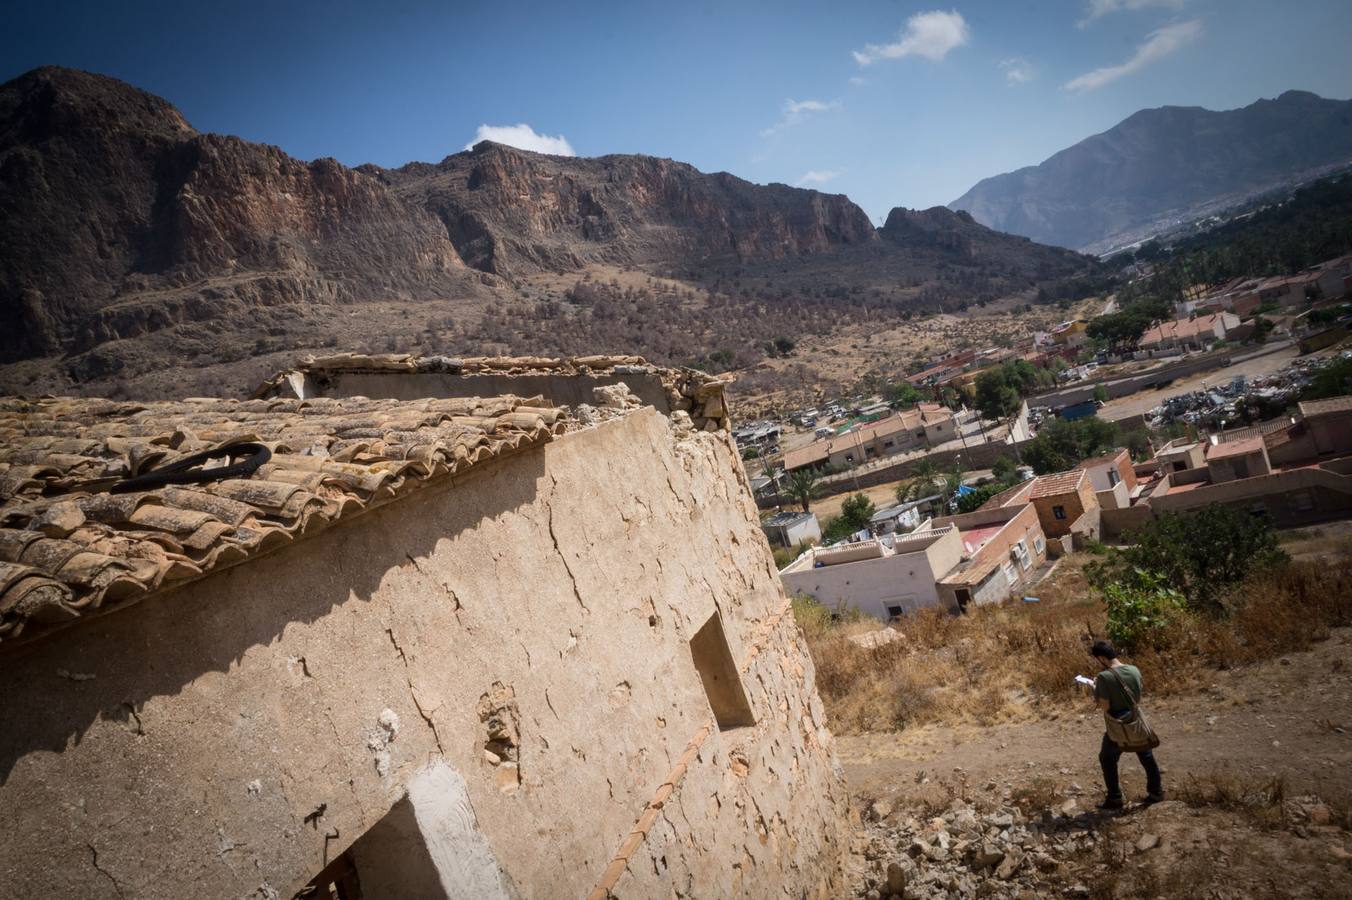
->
<box><xmin>804</xmin><ymin>553</ymin><xmax>1352</xmax><ymax>735</ymax></box>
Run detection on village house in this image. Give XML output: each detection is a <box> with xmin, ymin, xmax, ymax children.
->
<box><xmin>1310</xmin><ymin>254</ymin><xmax>1352</xmax><ymax>300</ymax></box>
<box><xmin>779</xmin><ymin>526</ymin><xmax>964</xmax><ymax>621</ymax></box>
<box><xmin>1050</xmin><ymin>320</ymin><xmax>1089</xmax><ymax>347</ymax></box>
<box><xmin>1204</xmin><ymin>436</ymin><xmax>1272</xmax><ymax>482</ymax></box>
<box><xmin>762</xmin><ymin>510</ymin><xmax>822</xmax><ymax>549</ymax></box>
<box><xmin>780</xmin><ymin>502</ymin><xmax>1050</xmax><ymax>618</ymax></box>
<box><xmin>1153</xmin><ymin>437</ymin><xmax>1208</xmax><ymax>473</ymax></box>
<box><xmin>869</xmin><ymin>495</ymin><xmax>941</xmax><ymax>535</ymax></box>
<box><xmin>1138</xmin><ymin>312</ymin><xmax>1241</xmax><ymax>353</ymax></box>
<box><xmin>781</xmin><ymin>405</ymin><xmax>956</xmax><ymax>473</ymax></box>
<box><xmin>1102</xmin><ymin>396</ymin><xmax>1352</xmax><ymax>537</ymax></box>
<box><xmin>1075</xmin><ymin>448</ymin><xmax>1138</xmax><ymax>510</ymax></box>
<box><xmin>932</xmin><ymin>504</ymin><xmax>1049</xmax><ymax>611</ymax></box>
<box><xmin>0</xmin><ymin>356</ymin><xmax>850</xmax><ymax>900</ymax></box>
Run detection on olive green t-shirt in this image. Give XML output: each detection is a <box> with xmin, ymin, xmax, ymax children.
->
<box><xmin>1094</xmin><ymin>664</ymin><xmax>1143</xmax><ymax>715</ymax></box>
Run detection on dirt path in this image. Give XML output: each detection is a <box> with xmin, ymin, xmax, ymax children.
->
<box><xmin>839</xmin><ymin>627</ymin><xmax>1352</xmax><ymax>804</ymax></box>
<box><xmin>837</xmin><ymin>628</ymin><xmax>1352</xmax><ymax>898</ymax></box>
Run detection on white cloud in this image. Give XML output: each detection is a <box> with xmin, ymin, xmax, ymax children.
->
<box><xmin>464</xmin><ymin>123</ymin><xmax>575</xmax><ymax>156</ymax></box>
<box><xmin>848</xmin><ymin>76</ymin><xmax>869</xmax><ymax>87</ymax></box>
<box><xmin>796</xmin><ymin>170</ymin><xmax>842</xmax><ymax>186</ymax></box>
<box><xmin>1078</xmin><ymin>0</ymin><xmax>1186</xmax><ymax>28</ymax></box>
<box><xmin>760</xmin><ymin>98</ymin><xmax>841</xmax><ymax>137</ymax></box>
<box><xmin>1000</xmin><ymin>57</ymin><xmax>1035</xmax><ymax>85</ymax></box>
<box><xmin>1063</xmin><ymin>19</ymin><xmax>1202</xmax><ymax>92</ymax></box>
<box><xmin>852</xmin><ymin>10</ymin><xmax>970</xmax><ymax>66</ymax></box>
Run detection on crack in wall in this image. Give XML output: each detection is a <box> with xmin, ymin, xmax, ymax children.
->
<box><xmin>88</xmin><ymin>842</ymin><xmax>125</xmax><ymax>898</ymax></box>
<box><xmin>546</xmin><ymin>474</ymin><xmax>589</xmax><ymax>613</ymax></box>
<box><xmin>385</xmin><ymin>627</ymin><xmax>447</xmax><ymax>756</ymax></box>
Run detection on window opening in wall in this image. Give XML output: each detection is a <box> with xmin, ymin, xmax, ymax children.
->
<box><xmin>1034</xmin><ymin>535</ymin><xmax>1045</xmax><ymax>554</ymax></box>
<box><xmin>689</xmin><ymin>610</ymin><xmax>756</xmax><ymax>731</ymax></box>
<box><xmin>1107</xmin><ymin>469</ymin><xmax>1120</xmax><ymax>487</ymax></box>
<box><xmin>1290</xmin><ymin>490</ymin><xmax>1314</xmax><ymax>512</ymax></box>
<box><xmin>1052</xmin><ymin>505</ymin><xmax>1067</xmax><ymax>520</ymax></box>
<box><xmin>955</xmin><ymin>589</ymin><xmax>972</xmax><ymax>612</ymax></box>
<box><xmin>885</xmin><ymin>604</ymin><xmax>905</xmax><ymax>621</ymax></box>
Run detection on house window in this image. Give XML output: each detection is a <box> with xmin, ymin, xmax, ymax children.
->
<box><xmin>689</xmin><ymin>611</ymin><xmax>756</xmax><ymax>731</ymax></box>
<box><xmin>883</xmin><ymin>440</ymin><xmax>895</xmax><ymax>449</ymax></box>
<box><xmin>1012</xmin><ymin>540</ymin><xmax>1031</xmax><ymax>569</ymax></box>
<box><xmin>1290</xmin><ymin>490</ymin><xmax>1314</xmax><ymax>512</ymax></box>
<box><xmin>1107</xmin><ymin>469</ymin><xmax>1120</xmax><ymax>487</ymax></box>
<box><xmin>1052</xmin><ymin>505</ymin><xmax>1067</xmax><ymax>520</ymax></box>
<box><xmin>1001</xmin><ymin>561</ymin><xmax>1018</xmax><ymax>586</ymax></box>
<box><xmin>885</xmin><ymin>604</ymin><xmax>905</xmax><ymax>620</ymax></box>
<box><xmin>1034</xmin><ymin>535</ymin><xmax>1045</xmax><ymax>554</ymax></box>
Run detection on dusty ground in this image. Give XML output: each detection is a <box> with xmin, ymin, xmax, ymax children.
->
<box><xmin>830</xmin><ymin>528</ymin><xmax>1352</xmax><ymax>898</ymax></box>
<box><xmin>839</xmin><ymin>627</ymin><xmax>1352</xmax><ymax>898</ymax></box>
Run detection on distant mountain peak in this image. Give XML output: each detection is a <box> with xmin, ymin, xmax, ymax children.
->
<box><xmin>950</xmin><ymin>91</ymin><xmax>1352</xmax><ymax>254</ymax></box>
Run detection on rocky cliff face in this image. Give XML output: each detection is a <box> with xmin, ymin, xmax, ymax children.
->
<box><xmin>0</xmin><ymin>67</ymin><xmax>1095</xmax><ymax>397</ymax></box>
<box><xmin>950</xmin><ymin>91</ymin><xmax>1352</xmax><ymax>253</ymax></box>
<box><xmin>0</xmin><ymin>67</ymin><xmax>476</xmax><ymax>363</ymax></box>
<box><xmin>380</xmin><ymin>142</ymin><xmax>879</xmax><ymax>278</ymax></box>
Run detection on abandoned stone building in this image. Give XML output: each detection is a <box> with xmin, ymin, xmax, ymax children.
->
<box><xmin>0</xmin><ymin>356</ymin><xmax>850</xmax><ymax>899</ymax></box>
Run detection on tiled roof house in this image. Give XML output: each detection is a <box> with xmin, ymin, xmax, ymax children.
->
<box><xmin>0</xmin><ymin>357</ymin><xmax>850</xmax><ymax>900</ymax></box>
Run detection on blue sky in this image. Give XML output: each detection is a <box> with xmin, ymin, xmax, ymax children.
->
<box><xmin>6</xmin><ymin>0</ymin><xmax>1352</xmax><ymax>221</ymax></box>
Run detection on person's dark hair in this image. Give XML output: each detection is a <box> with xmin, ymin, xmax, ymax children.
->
<box><xmin>1090</xmin><ymin>639</ymin><xmax>1118</xmax><ymax>661</ymax></box>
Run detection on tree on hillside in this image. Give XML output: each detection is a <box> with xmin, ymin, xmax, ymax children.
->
<box><xmin>887</xmin><ymin>380</ymin><xmax>923</xmax><ymax>406</ymax></box>
<box><xmin>839</xmin><ymin>493</ymin><xmax>876</xmax><ymax>531</ymax></box>
<box><xmin>897</xmin><ymin>459</ymin><xmax>943</xmax><ymax>503</ymax></box>
<box><xmin>785</xmin><ymin>469</ymin><xmax>820</xmax><ymax>513</ymax></box>
<box><xmin>1022</xmin><ymin>417</ymin><xmax>1123</xmax><ymax>474</ymax></box>
<box><xmin>974</xmin><ymin>369</ymin><xmax>1022</xmax><ymax>423</ymax></box>
<box><xmin>1099</xmin><ymin>505</ymin><xmax>1288</xmax><ymax>615</ymax></box>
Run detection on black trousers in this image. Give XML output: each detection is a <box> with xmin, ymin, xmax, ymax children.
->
<box><xmin>1099</xmin><ymin>731</ymin><xmax>1162</xmax><ymax>800</ymax></box>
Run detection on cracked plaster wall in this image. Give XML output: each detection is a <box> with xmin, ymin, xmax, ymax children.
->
<box><xmin>0</xmin><ymin>407</ymin><xmax>849</xmax><ymax>899</ymax></box>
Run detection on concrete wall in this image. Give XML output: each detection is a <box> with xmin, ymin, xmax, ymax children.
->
<box><xmin>1147</xmin><ymin>464</ymin><xmax>1352</xmax><ymax>528</ymax></box>
<box><xmin>0</xmin><ymin>409</ymin><xmax>849</xmax><ymax>900</ymax></box>
<box><xmin>780</xmin><ymin>528</ymin><xmax>963</xmax><ymax>620</ymax></box>
<box><xmin>1101</xmin><ymin>505</ymin><xmax>1153</xmax><ymax>541</ymax></box>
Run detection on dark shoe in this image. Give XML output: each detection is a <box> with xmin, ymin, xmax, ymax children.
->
<box><xmin>1097</xmin><ymin>798</ymin><xmax>1125</xmax><ymax>811</ymax></box>
<box><xmin>1144</xmin><ymin>792</ymin><xmax>1165</xmax><ymax>805</ymax></box>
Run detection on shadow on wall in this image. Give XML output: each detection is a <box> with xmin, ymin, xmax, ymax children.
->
<box><xmin>0</xmin><ymin>449</ymin><xmax>548</xmax><ymax>783</ymax></box>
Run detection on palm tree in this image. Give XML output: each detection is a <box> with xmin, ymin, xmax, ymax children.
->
<box><xmin>785</xmin><ymin>469</ymin><xmax>820</xmax><ymax>513</ymax></box>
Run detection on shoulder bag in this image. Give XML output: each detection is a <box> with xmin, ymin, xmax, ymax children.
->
<box><xmin>1102</xmin><ymin>667</ymin><xmax>1161</xmax><ymax>751</ymax></box>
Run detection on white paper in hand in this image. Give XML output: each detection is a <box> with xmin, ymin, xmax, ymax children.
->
<box><xmin>1074</xmin><ymin>675</ymin><xmax>1095</xmax><ymax>687</ymax></box>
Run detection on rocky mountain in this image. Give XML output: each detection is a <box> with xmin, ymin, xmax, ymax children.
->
<box><xmin>950</xmin><ymin>91</ymin><xmax>1352</xmax><ymax>254</ymax></box>
<box><xmin>379</xmin><ymin>144</ymin><xmax>878</xmax><ymax>278</ymax></box>
<box><xmin>0</xmin><ymin>66</ymin><xmax>481</xmax><ymax>367</ymax></box>
<box><xmin>0</xmin><ymin>67</ymin><xmax>1095</xmax><ymax>398</ymax></box>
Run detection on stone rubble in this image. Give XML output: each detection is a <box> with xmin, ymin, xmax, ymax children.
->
<box><xmin>853</xmin><ymin>794</ymin><xmax>1084</xmax><ymax>900</ymax></box>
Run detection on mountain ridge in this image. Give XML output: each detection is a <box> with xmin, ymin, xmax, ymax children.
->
<box><xmin>949</xmin><ymin>90</ymin><xmax>1352</xmax><ymax>254</ymax></box>
<box><xmin>0</xmin><ymin>66</ymin><xmax>1095</xmax><ymax>398</ymax></box>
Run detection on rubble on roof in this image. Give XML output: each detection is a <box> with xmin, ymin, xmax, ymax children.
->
<box><xmin>0</xmin><ymin>394</ymin><xmax>565</xmax><ymax>645</ymax></box>
<box><xmin>253</xmin><ymin>353</ymin><xmax>735</xmax><ymax>433</ymax></box>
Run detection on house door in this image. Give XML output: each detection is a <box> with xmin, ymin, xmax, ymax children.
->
<box><xmin>955</xmin><ymin>589</ymin><xmax>972</xmax><ymax>612</ymax></box>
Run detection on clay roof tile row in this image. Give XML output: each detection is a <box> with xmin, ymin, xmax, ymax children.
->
<box><xmin>0</xmin><ymin>394</ymin><xmax>565</xmax><ymax>645</ymax></box>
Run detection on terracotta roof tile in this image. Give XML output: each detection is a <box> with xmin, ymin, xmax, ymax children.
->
<box><xmin>0</xmin><ymin>394</ymin><xmax>566</xmax><ymax>645</ymax></box>
<box><xmin>1028</xmin><ymin>469</ymin><xmax>1086</xmax><ymax>499</ymax></box>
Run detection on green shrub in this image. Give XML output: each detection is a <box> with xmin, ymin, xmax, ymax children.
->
<box><xmin>1102</xmin><ymin>569</ymin><xmax>1188</xmax><ymax>651</ymax></box>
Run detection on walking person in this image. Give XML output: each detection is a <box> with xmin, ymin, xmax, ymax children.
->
<box><xmin>1089</xmin><ymin>639</ymin><xmax>1164</xmax><ymax>810</ymax></box>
